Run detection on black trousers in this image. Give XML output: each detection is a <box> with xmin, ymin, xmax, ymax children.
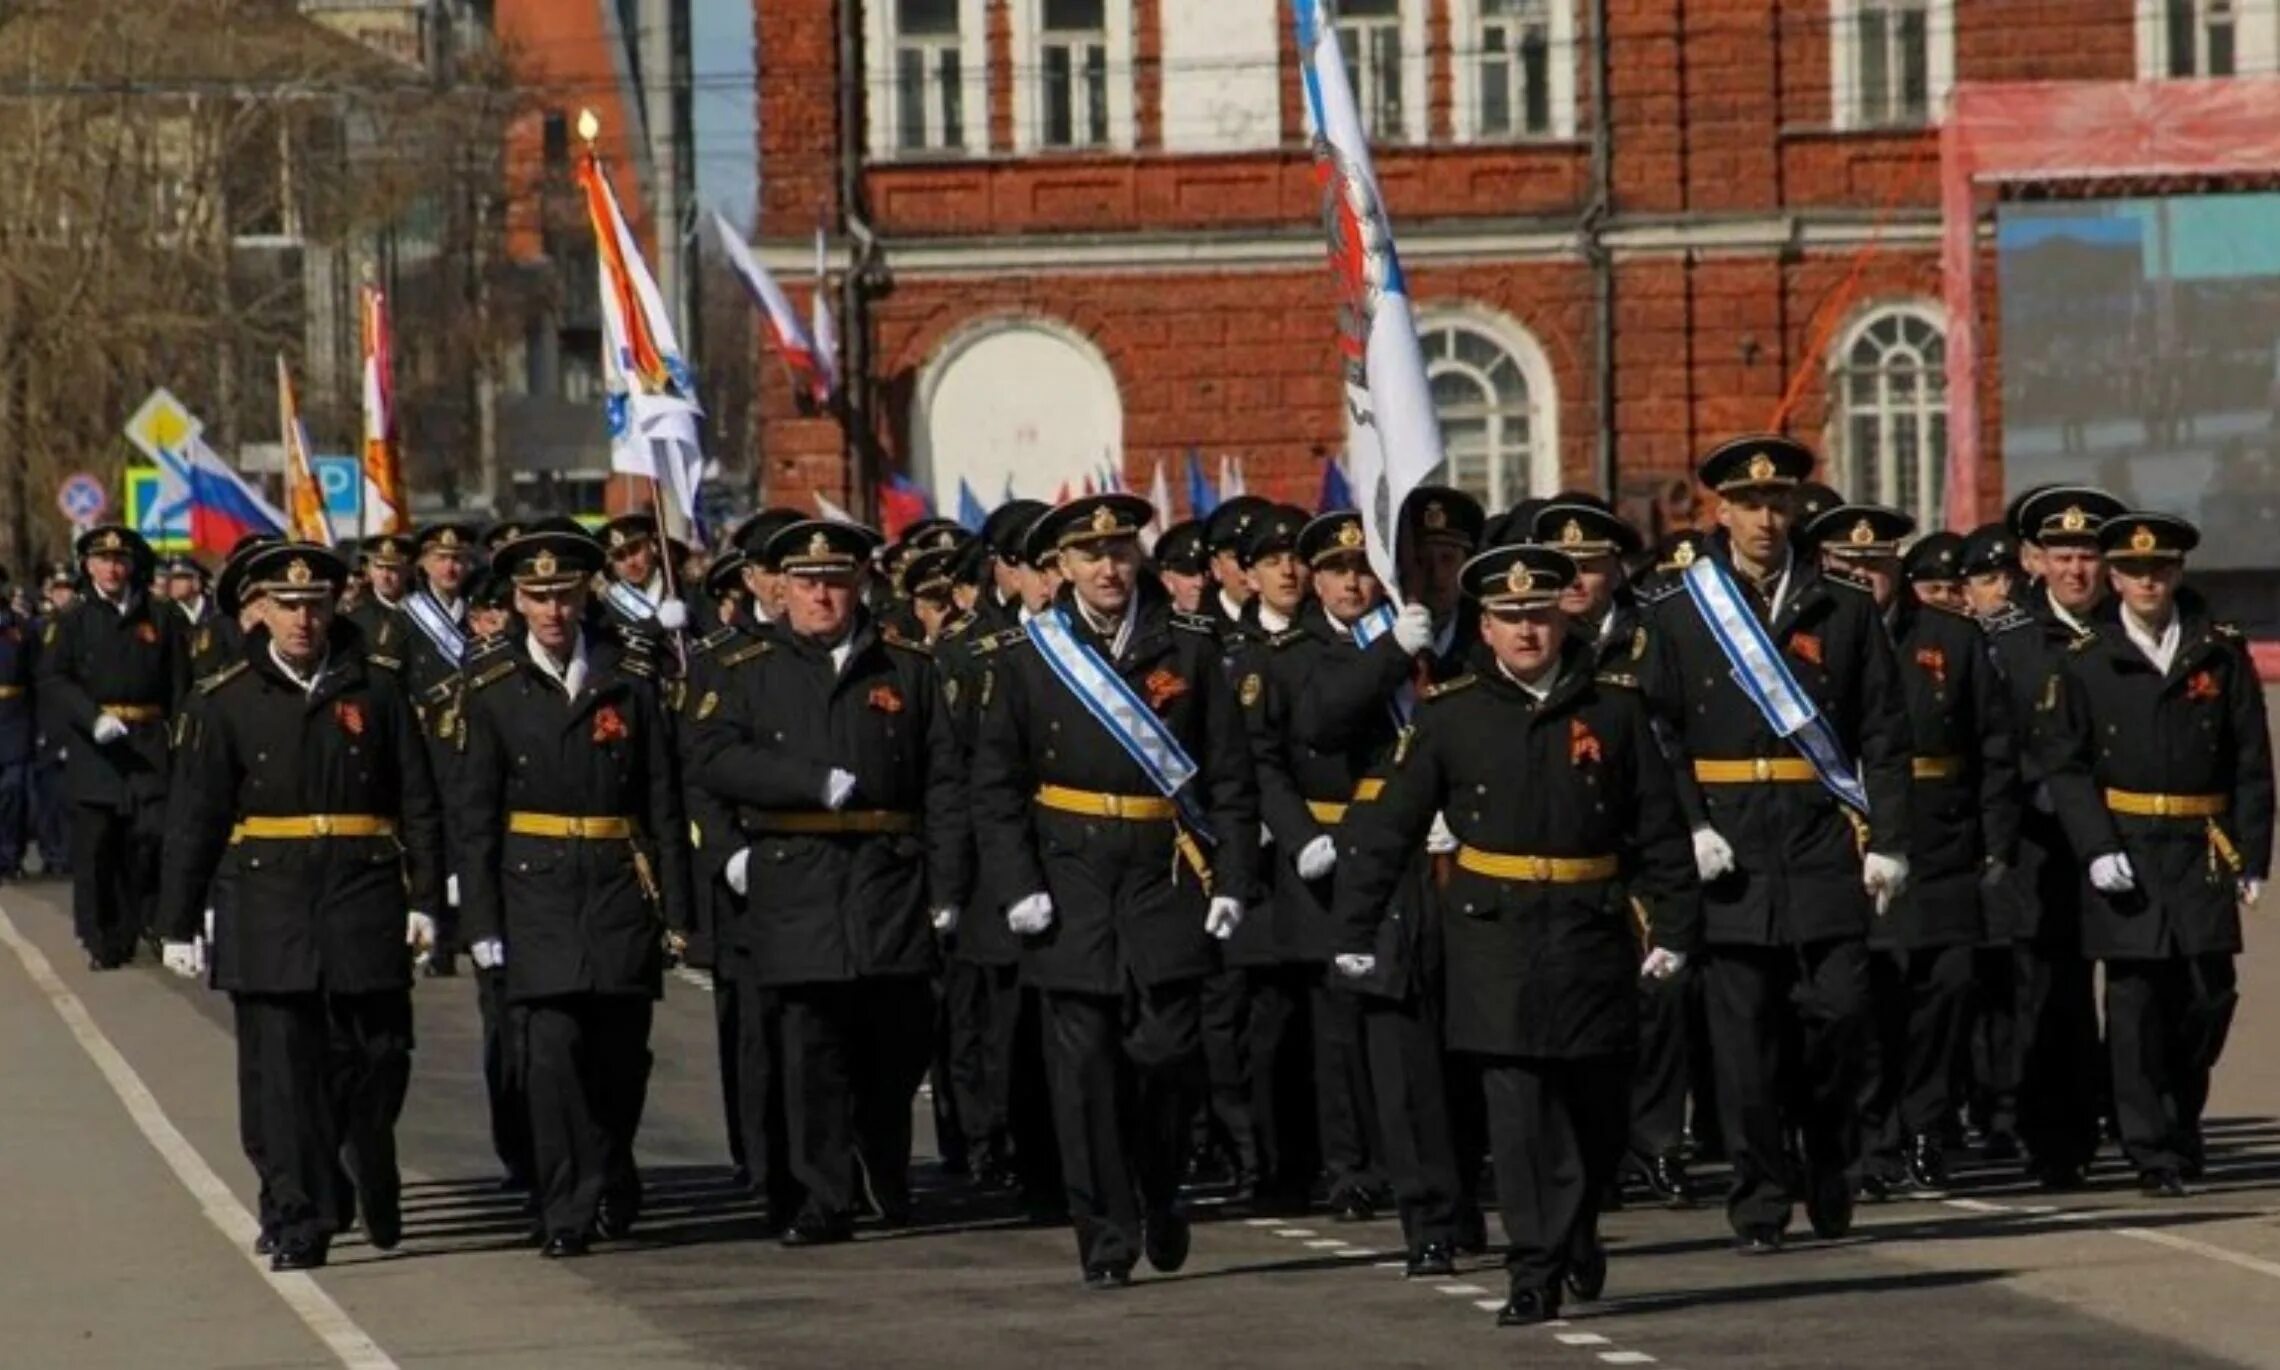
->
<box><xmin>476</xmin><ymin>968</ymin><xmax>533</xmax><ymax>1185</ymax></box>
<box><xmin>1247</xmin><ymin>964</ymin><xmax>1320</xmax><ymax>1206</ymax></box>
<box><xmin>2106</xmin><ymin>953</ymin><xmax>2238</xmax><ymax>1177</ymax></box>
<box><xmin>1629</xmin><ymin>961</ymin><xmax>1693</xmax><ymax>1163</ymax></box>
<box><xmin>70</xmin><ymin>800</ymin><xmax>160</xmax><ymax>959</ymax></box>
<box><xmin>525</xmin><ymin>994</ymin><xmax>654</xmax><ymax>1241</ymax></box>
<box><xmin>1703</xmin><ymin>939</ymin><xmax>1869</xmax><ymax>1236</ymax></box>
<box><xmin>232</xmin><ymin>997</ymin><xmax>278</xmax><ymax>1237</ymax></box>
<box><xmin>1860</xmin><ymin>944</ymin><xmax>1974</xmax><ymax>1174</ymax></box>
<box><xmin>778</xmin><ymin>976</ymin><xmax>934</xmax><ymax>1223</ymax></box>
<box><xmin>0</xmin><ymin>759</ymin><xmax>28</xmax><ymax>873</ymax></box>
<box><xmin>1481</xmin><ymin>1054</ymin><xmax>1631</xmax><ymax>1290</ymax></box>
<box><xmin>2014</xmin><ymin>941</ymin><xmax>2103</xmax><ymax>1172</ymax></box>
<box><xmin>1965</xmin><ymin>946</ymin><xmax>2022</xmax><ymax>1141</ymax></box>
<box><xmin>1198</xmin><ymin>967</ymin><xmax>1255</xmax><ymax>1177</ymax></box>
<box><xmin>1311</xmin><ymin>978</ymin><xmax>1382</xmax><ymax>1202</ymax></box>
<box><xmin>32</xmin><ymin>758</ymin><xmax>68</xmax><ymax>875</ymax></box>
<box><xmin>234</xmin><ymin>990</ymin><xmax>412</xmax><ymax>1251</ymax></box>
<box><xmin>944</xmin><ymin>959</ymin><xmax>1004</xmax><ymax>1170</ymax></box>
<box><xmin>1360</xmin><ymin>992</ymin><xmax>1466</xmax><ymax>1250</ymax></box>
<box><xmin>714</xmin><ymin>970</ymin><xmax>746</xmax><ymax>1173</ymax></box>
<box><xmin>728</xmin><ymin>978</ymin><xmax>799</xmax><ymax>1223</ymax></box>
<box><xmin>1041</xmin><ymin>980</ymin><xmax>1204</xmax><ymax>1274</ymax></box>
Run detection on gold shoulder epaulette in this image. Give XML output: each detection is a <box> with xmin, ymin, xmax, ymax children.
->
<box><xmin>1419</xmin><ymin>673</ymin><xmax>1476</xmax><ymax>702</ymax></box>
<box><xmin>2068</xmin><ymin>631</ymin><xmax>2099</xmax><ymax>654</ymax></box>
<box><xmin>974</xmin><ymin>626</ymin><xmax>1026</xmax><ymax>655</ymax></box>
<box><xmin>720</xmin><ymin>639</ymin><xmax>772</xmax><ymax>668</ymax></box>
<box><xmin>366</xmin><ymin>652</ymin><xmax>403</xmax><ymax>672</ymax></box>
<box><xmin>1269</xmin><ymin>627</ymin><xmax>1309</xmax><ymax>649</ymax></box>
<box><xmin>1595</xmin><ymin>670</ymin><xmax>1640</xmax><ymax>690</ymax></box>
<box><xmin>885</xmin><ymin>634</ymin><xmax>933</xmax><ymax>657</ymax></box>
<box><xmin>197</xmin><ymin>660</ymin><xmax>249</xmax><ymax>695</ymax></box>
<box><xmin>466</xmin><ymin>656</ymin><xmax>519</xmax><ymax>692</ymax></box>
<box><xmin>697</xmin><ymin>625</ymin><xmax>738</xmax><ymax>654</ymax></box>
<box><xmin>619</xmin><ymin>651</ymin><xmax>657</xmax><ymax>680</ymax></box>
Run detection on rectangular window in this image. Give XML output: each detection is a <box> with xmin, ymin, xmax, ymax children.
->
<box><xmin>2166</xmin><ymin>0</ymin><xmax>2237</xmax><ymax>76</ymax></box>
<box><xmin>1335</xmin><ymin>0</ymin><xmax>1404</xmax><ymax>141</ymax></box>
<box><xmin>1853</xmin><ymin>0</ymin><xmax>1931</xmax><ymax>127</ymax></box>
<box><xmin>541</xmin><ymin>110</ymin><xmax>568</xmax><ymax>171</ymax></box>
<box><xmin>894</xmin><ymin>0</ymin><xmax>965</xmax><ymax>152</ymax></box>
<box><xmin>1478</xmin><ymin>0</ymin><xmax>1552</xmax><ymax>138</ymax></box>
<box><xmin>1039</xmin><ymin>0</ymin><xmax>1109</xmax><ymax>148</ymax></box>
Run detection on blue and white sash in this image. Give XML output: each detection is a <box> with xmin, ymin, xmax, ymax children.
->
<box><xmin>1347</xmin><ymin>602</ymin><xmax>1418</xmax><ymax>723</ymax></box>
<box><xmin>404</xmin><ymin>589</ymin><xmax>466</xmax><ymax>668</ymax></box>
<box><xmin>603</xmin><ymin>578</ymin><xmax>658</xmax><ymax>625</ymax></box>
<box><xmin>1680</xmin><ymin>557</ymin><xmax>1869</xmax><ymax>815</ymax></box>
<box><xmin>1027</xmin><ymin>606</ymin><xmax>1213</xmax><ymax>840</ymax></box>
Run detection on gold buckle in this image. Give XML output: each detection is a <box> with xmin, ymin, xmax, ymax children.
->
<box><xmin>1751</xmin><ymin>757</ymin><xmax>1771</xmax><ymax>781</ymax></box>
<box><xmin>311</xmin><ymin>815</ymin><xmax>333</xmax><ymax>837</ymax></box>
<box><xmin>2152</xmin><ymin>794</ymin><xmax>2173</xmax><ymax>817</ymax></box>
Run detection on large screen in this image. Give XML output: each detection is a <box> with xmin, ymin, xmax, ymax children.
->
<box><xmin>1998</xmin><ymin>194</ymin><xmax>2280</xmax><ymax>575</ymax></box>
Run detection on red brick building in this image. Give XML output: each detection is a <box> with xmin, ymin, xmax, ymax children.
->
<box><xmin>750</xmin><ymin>0</ymin><xmax>2230</xmax><ymax>533</ymax></box>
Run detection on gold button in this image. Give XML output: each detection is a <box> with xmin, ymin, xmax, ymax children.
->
<box><xmin>1752</xmin><ymin>757</ymin><xmax>1771</xmax><ymax>781</ymax></box>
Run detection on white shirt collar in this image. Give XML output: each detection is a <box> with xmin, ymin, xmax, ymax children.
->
<box><xmin>2121</xmin><ymin>606</ymin><xmax>2182</xmax><ymax>675</ymax></box>
<box><xmin>2047</xmin><ymin>588</ymin><xmax>2089</xmax><ymax>634</ymax></box>
<box><xmin>98</xmin><ymin>588</ymin><xmax>133</xmax><ymax>616</ymax></box>
<box><xmin>181</xmin><ymin>595</ymin><xmax>208</xmax><ymax>623</ymax></box>
<box><xmin>1257</xmin><ymin>602</ymin><xmax>1291</xmax><ymax>634</ymax></box>
<box><xmin>1496</xmin><ymin>658</ymin><xmax>1561</xmax><ymax>702</ymax></box>
<box><xmin>526</xmin><ymin>630</ymin><xmax>589</xmax><ymax>699</ymax></box>
<box><xmin>268</xmin><ymin>642</ymin><xmax>329</xmax><ymax>696</ymax></box>
<box><xmin>431</xmin><ymin>590</ymin><xmax>465</xmax><ymax>624</ymax></box>
<box><xmin>1217</xmin><ymin>588</ymin><xmax>1247</xmax><ymax>623</ymax></box>
<box><xmin>1075</xmin><ymin>594</ymin><xmax>1138</xmax><ymax>659</ymax></box>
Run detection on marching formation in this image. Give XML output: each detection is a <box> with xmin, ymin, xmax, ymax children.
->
<box><xmin>17</xmin><ymin>432</ymin><xmax>2273</xmax><ymax>1330</ymax></box>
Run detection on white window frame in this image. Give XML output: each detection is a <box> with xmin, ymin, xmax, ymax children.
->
<box><xmin>1325</xmin><ymin>0</ymin><xmax>1429</xmax><ymax>146</ymax></box>
<box><xmin>1449</xmin><ymin>0</ymin><xmax>1577</xmax><ymax>142</ymax></box>
<box><xmin>1011</xmin><ymin>0</ymin><xmax>1135</xmax><ymax>154</ymax></box>
<box><xmin>1829</xmin><ymin>0</ymin><xmax>1954</xmax><ymax>131</ymax></box>
<box><xmin>866</xmin><ymin>0</ymin><xmax>989</xmax><ymax>160</ymax></box>
<box><xmin>2137</xmin><ymin>0</ymin><xmax>2279</xmax><ymax>77</ymax></box>
<box><xmin>1411</xmin><ymin>306</ymin><xmax>1561</xmax><ymax>510</ymax></box>
<box><xmin>1827</xmin><ymin>301</ymin><xmax>1948</xmax><ymax>532</ymax></box>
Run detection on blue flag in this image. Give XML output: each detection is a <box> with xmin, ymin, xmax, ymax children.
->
<box><xmin>1184</xmin><ymin>447</ymin><xmax>1217</xmax><ymax>519</ymax></box>
<box><xmin>1317</xmin><ymin>458</ymin><xmax>1354</xmax><ymax>513</ymax></box>
<box><xmin>956</xmin><ymin>477</ymin><xmax>987</xmax><ymax>532</ymax></box>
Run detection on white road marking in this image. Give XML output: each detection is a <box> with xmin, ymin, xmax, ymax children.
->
<box><xmin>1304</xmin><ymin>1239</ymin><xmax>1351</xmax><ymax>1250</ymax></box>
<box><xmin>1273</xmin><ymin>1228</ymin><xmax>1316</xmax><ymax>1238</ymax></box>
<box><xmin>1599</xmin><ymin>1353</ymin><xmax>1657</xmax><ymax>1365</ymax></box>
<box><xmin>1472</xmin><ymin>1298</ymin><xmax>1505</xmax><ymax>1311</ymax></box>
<box><xmin>1244</xmin><ymin>1217</ymin><xmax>1284</xmax><ymax>1228</ymax></box>
<box><xmin>1436</xmin><ymin>1282</ymin><xmax>1489</xmax><ymax>1296</ymax></box>
<box><xmin>1559</xmin><ymin>1333</ymin><xmax>1614</xmax><ymax>1345</ymax></box>
<box><xmin>0</xmin><ymin>904</ymin><xmax>398</xmax><ymax>1370</ymax></box>
<box><xmin>1942</xmin><ymin>1195</ymin><xmax>2280</xmax><ymax>1280</ymax></box>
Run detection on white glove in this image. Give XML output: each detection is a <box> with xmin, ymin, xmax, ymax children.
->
<box><xmin>203</xmin><ymin>908</ymin><xmax>215</xmax><ymax>943</ymax></box>
<box><xmin>470</xmin><ymin>938</ymin><xmax>506</xmax><ymax>970</ymax></box>
<box><xmin>1692</xmin><ymin>826</ymin><xmax>1736</xmax><ymax>882</ymax></box>
<box><xmin>1391</xmin><ymin>602</ymin><xmax>1434</xmax><ymax>655</ymax></box>
<box><xmin>655</xmin><ymin>597</ymin><xmax>690</xmax><ymax>631</ymax></box>
<box><xmin>1426</xmin><ymin>812</ymin><xmax>1458</xmax><ymax>855</ymax></box>
<box><xmin>823</xmin><ymin>768</ymin><xmax>858</xmax><ymax>811</ymax></box>
<box><xmin>1205</xmin><ymin>897</ymin><xmax>1245</xmax><ymax>940</ymax></box>
<box><xmin>1333</xmin><ymin>953</ymin><xmax>1377</xmax><ymax>979</ymax></box>
<box><xmin>725</xmin><ymin>847</ymin><xmax>751</xmax><ymax>896</ymax></box>
<box><xmin>1641</xmin><ymin>948</ymin><xmax>1686</xmax><ymax>980</ymax></box>
<box><xmin>446</xmin><ymin>874</ymin><xmax>461</xmax><ymax>908</ymax></box>
<box><xmin>931</xmin><ymin>905</ymin><xmax>959</xmax><ymax>934</ymax></box>
<box><xmin>162</xmin><ymin>939</ymin><xmax>205</xmax><ymax>979</ymax></box>
<box><xmin>406</xmin><ymin>912</ymin><xmax>436</xmax><ymax>952</ymax></box>
<box><xmin>1007</xmin><ymin>891</ymin><xmax>1055</xmax><ymax>935</ymax></box>
<box><xmin>1863</xmin><ymin>851</ymin><xmax>1909</xmax><ymax>915</ymax></box>
<box><xmin>2090</xmin><ymin>852</ymin><xmax>2137</xmax><ymax>894</ymax></box>
<box><xmin>1296</xmin><ymin>834</ymin><xmax>1338</xmax><ymax>881</ymax></box>
<box><xmin>91</xmin><ymin>714</ymin><xmax>129</xmax><ymax>745</ymax></box>
<box><xmin>2242</xmin><ymin>879</ymin><xmax>2264</xmax><ymax>908</ymax></box>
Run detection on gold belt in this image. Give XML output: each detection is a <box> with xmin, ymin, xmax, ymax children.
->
<box><xmin>1035</xmin><ymin>785</ymin><xmax>1176</xmax><ymax>822</ymax></box>
<box><xmin>1693</xmin><ymin>757</ymin><xmax>1816</xmax><ymax>783</ymax></box>
<box><xmin>1308</xmin><ymin>778</ymin><xmax>1390</xmax><ymax>826</ymax></box>
<box><xmin>0</xmin><ymin>686</ymin><xmax>23</xmax><ymax>701</ymax></box>
<box><xmin>2104</xmin><ymin>790</ymin><xmax>2226</xmax><ymax>819</ymax></box>
<box><xmin>508</xmin><ymin>812</ymin><xmax>636</xmax><ymax>840</ymax></box>
<box><xmin>232</xmin><ymin>814</ymin><xmax>395</xmax><ymax>842</ymax></box>
<box><xmin>102</xmin><ymin>703</ymin><xmax>164</xmax><ymax>723</ymax></box>
<box><xmin>743</xmin><ymin>810</ymin><xmax>916</xmax><ymax>835</ymax></box>
<box><xmin>1912</xmin><ymin>756</ymin><xmax>1962</xmax><ymax>781</ymax></box>
<box><xmin>1455</xmin><ymin>846</ymin><xmax>1620</xmax><ymax>884</ymax></box>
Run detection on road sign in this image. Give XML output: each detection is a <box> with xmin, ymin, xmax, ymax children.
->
<box><xmin>124</xmin><ymin>389</ymin><xmax>200</xmax><ymax>462</ymax></box>
<box><xmin>125</xmin><ymin>468</ymin><xmax>191</xmax><ymax>553</ymax></box>
<box><xmin>312</xmin><ymin>455</ymin><xmax>363</xmax><ymax>540</ymax></box>
<box><xmin>57</xmin><ymin>472</ymin><xmax>107</xmax><ymax>525</ymax></box>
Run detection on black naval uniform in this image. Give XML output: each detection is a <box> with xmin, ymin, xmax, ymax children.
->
<box><xmin>971</xmin><ymin>576</ymin><xmax>1260</xmax><ymax>1280</ymax></box>
<box><xmin>0</xmin><ymin>601</ymin><xmax>35</xmax><ymax>877</ymax></box>
<box><xmin>1981</xmin><ymin>588</ymin><xmax>2110</xmax><ymax>1182</ymax></box>
<box><xmin>1859</xmin><ymin>597</ymin><xmax>2020</xmax><ymax>1189</ymax></box>
<box><xmin>2047</xmin><ymin>587</ymin><xmax>2273</xmax><ymax>1185</ymax></box>
<box><xmin>1334</xmin><ymin>644</ymin><xmax>1700</xmax><ymax>1312</ymax></box>
<box><xmin>687</xmin><ymin>611</ymin><xmax>967</xmax><ymax>1239</ymax></box>
<box><xmin>1639</xmin><ymin>533</ymin><xmax>1912</xmax><ymax>1241</ymax></box>
<box><xmin>459</xmin><ymin>629</ymin><xmax>694</xmax><ymax>1248</ymax></box>
<box><xmin>159</xmin><ymin>621</ymin><xmax>446</xmax><ymax>1264</ymax></box>
<box><xmin>40</xmin><ymin>586</ymin><xmax>188</xmax><ymax>963</ymax></box>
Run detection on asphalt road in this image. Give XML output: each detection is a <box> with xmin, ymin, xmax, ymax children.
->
<box><xmin>9</xmin><ymin>876</ymin><xmax>2280</xmax><ymax>1369</ymax></box>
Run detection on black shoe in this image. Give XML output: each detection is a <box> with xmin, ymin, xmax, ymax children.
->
<box><xmin>1405</xmin><ymin>1242</ymin><xmax>1456</xmax><ymax>1278</ymax></box>
<box><xmin>1643</xmin><ymin>1154</ymin><xmax>1695</xmax><ymax>1209</ymax></box>
<box><xmin>781</xmin><ymin>1214</ymin><xmax>854</xmax><ymax>1247</ymax></box>
<box><xmin>423</xmin><ymin>954</ymin><xmax>460</xmax><ymax>979</ymax></box>
<box><xmin>252</xmin><ymin>1227</ymin><xmax>279</xmax><ymax>1257</ymax></box>
<box><xmin>2140</xmin><ymin>1170</ymin><xmax>2188</xmax><ymax>1199</ymax></box>
<box><xmin>1806</xmin><ymin>1168</ymin><xmax>1855</xmax><ymax>1240</ymax></box>
<box><xmin>2034</xmin><ymin>1160</ymin><xmax>2087</xmax><ymax>1192</ymax></box>
<box><xmin>1454</xmin><ymin>1208</ymin><xmax>1490</xmax><ymax>1256</ymax></box>
<box><xmin>1907</xmin><ymin>1133</ymin><xmax>1949</xmax><ymax>1190</ymax></box>
<box><xmin>1734</xmin><ymin>1227</ymin><xmax>1784</xmax><ymax>1255</ymax></box>
<box><xmin>1981</xmin><ymin>1130</ymin><xmax>2021</xmax><ymax>1163</ymax></box>
<box><xmin>541</xmin><ymin>1232</ymin><xmax>590</xmax><ymax>1259</ymax></box>
<box><xmin>270</xmin><ymin>1241</ymin><xmax>328</xmax><ymax>1272</ymax></box>
<box><xmin>1143</xmin><ymin>1209</ymin><xmax>1191</xmax><ymax>1274</ymax></box>
<box><xmin>1858</xmin><ymin>1171</ymin><xmax>1894</xmax><ymax>1203</ymax></box>
<box><xmin>362</xmin><ymin>1189</ymin><xmax>402</xmax><ymax>1252</ymax></box>
<box><xmin>1082</xmin><ymin>1264</ymin><xmax>1131</xmax><ymax>1291</ymax></box>
<box><xmin>1496</xmin><ymin>1281</ymin><xmax>1558</xmax><ymax>1328</ymax></box>
<box><xmin>1333</xmin><ymin>1191</ymin><xmax>1377</xmax><ymax>1223</ymax></box>
<box><xmin>1563</xmin><ymin>1238</ymin><xmax>1608</xmax><ymax>1302</ymax></box>
<box><xmin>595</xmin><ymin>1202</ymin><xmax>635</xmax><ymax>1241</ymax></box>
<box><xmin>2181</xmin><ymin>1136</ymin><xmax>2208</xmax><ymax>1181</ymax></box>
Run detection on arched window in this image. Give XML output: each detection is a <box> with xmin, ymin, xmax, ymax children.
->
<box><xmin>1418</xmin><ymin>311</ymin><xmax>1558</xmax><ymax>510</ymax></box>
<box><xmin>913</xmin><ymin>316</ymin><xmax>1123</xmax><ymax>501</ymax></box>
<box><xmin>1830</xmin><ymin>304</ymin><xmax>1946</xmax><ymax>529</ymax></box>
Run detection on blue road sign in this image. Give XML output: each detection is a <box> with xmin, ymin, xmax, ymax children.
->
<box><xmin>58</xmin><ymin>472</ymin><xmax>107</xmax><ymax>524</ymax></box>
